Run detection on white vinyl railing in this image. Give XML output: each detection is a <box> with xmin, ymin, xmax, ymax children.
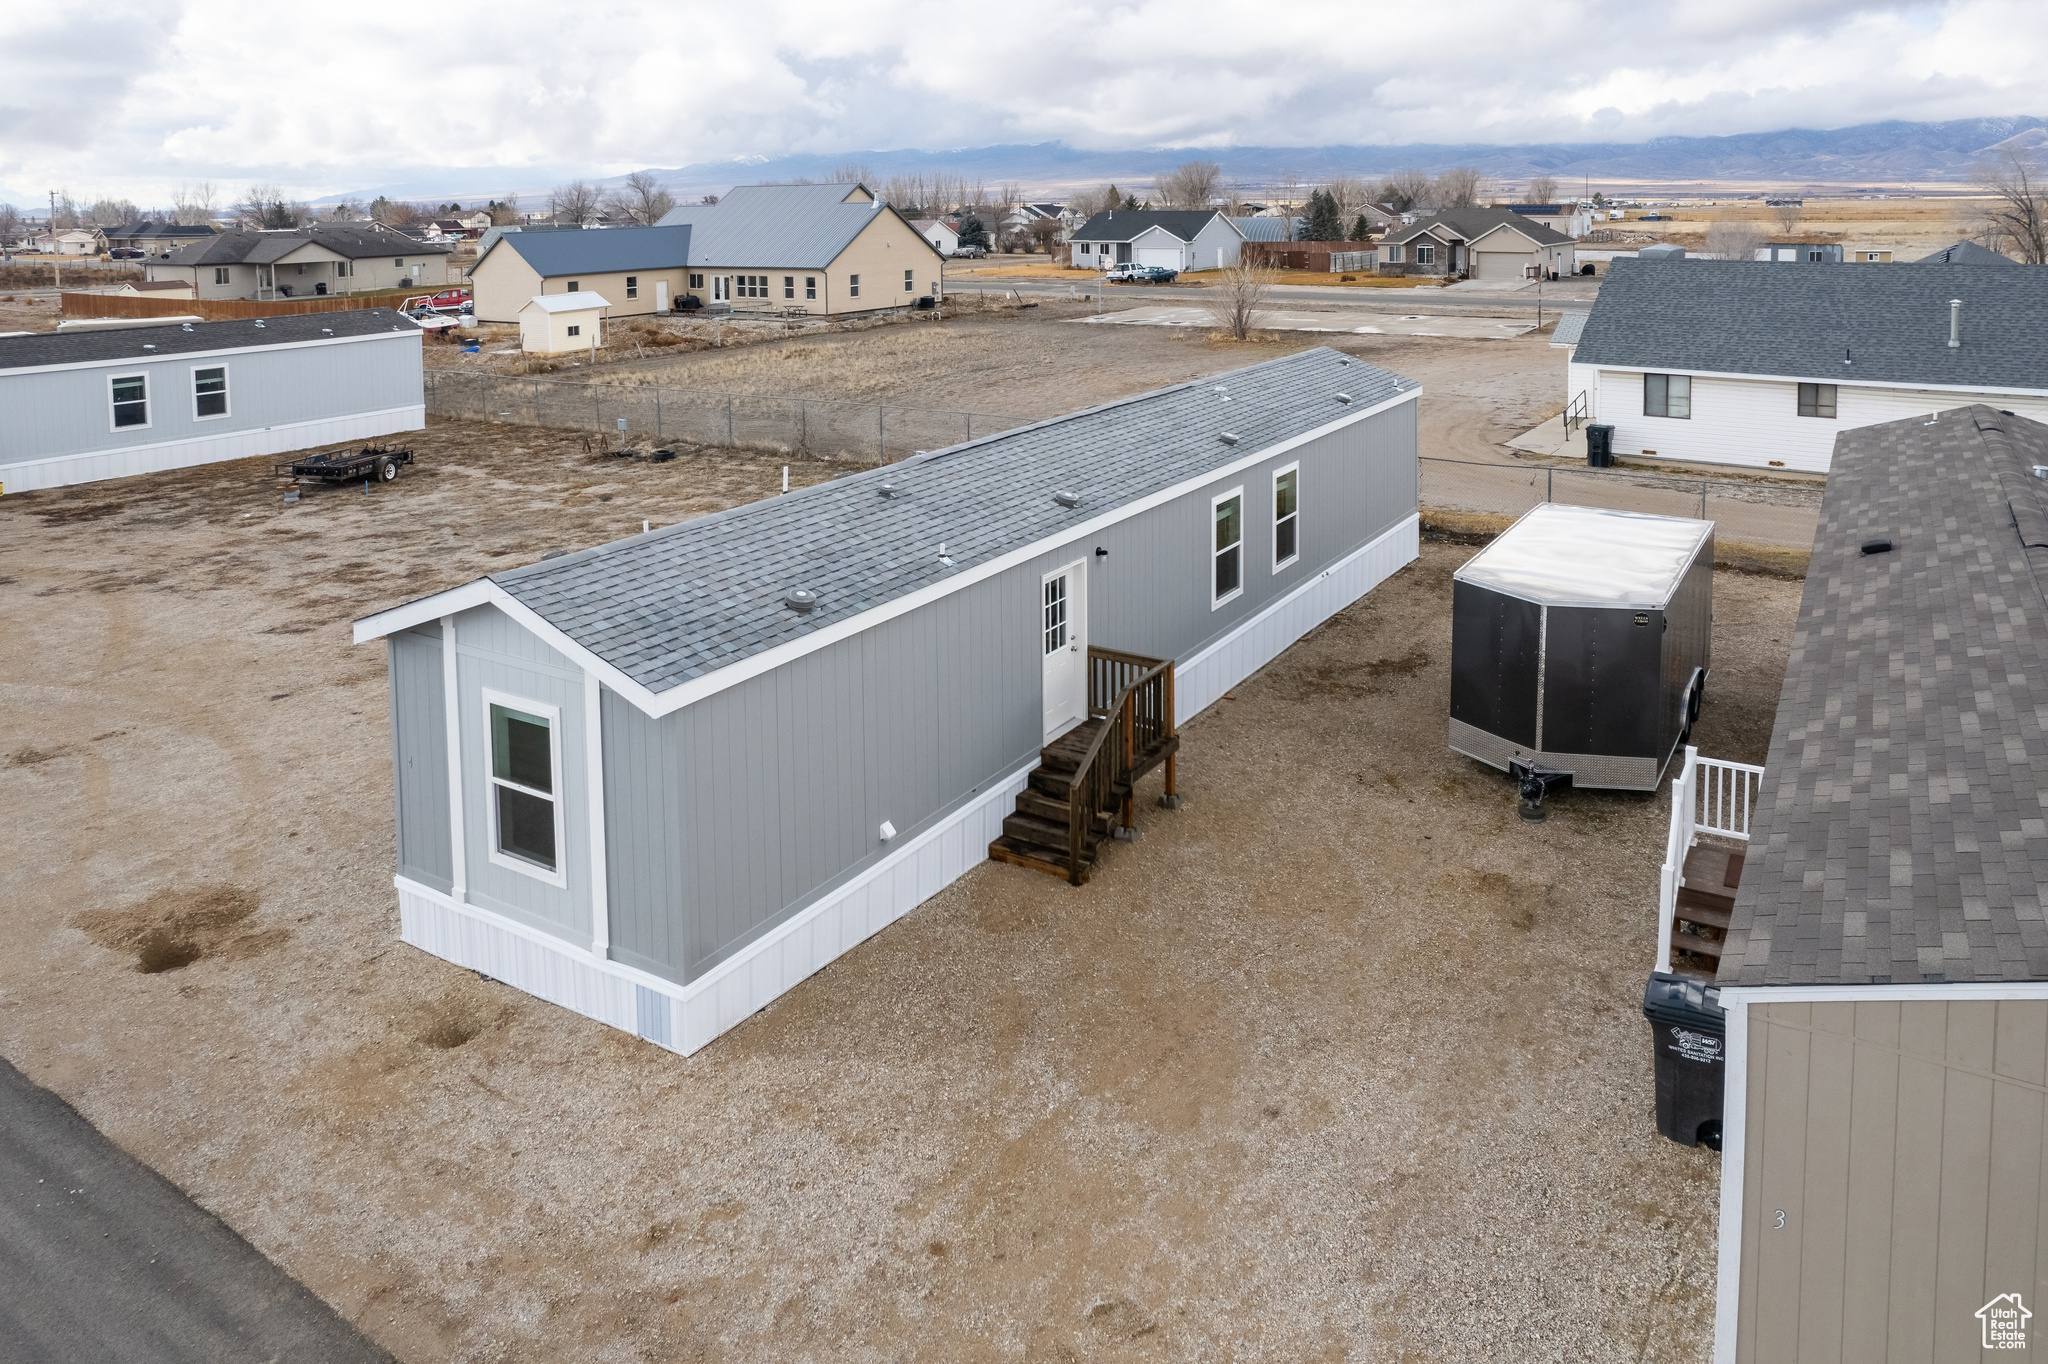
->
<box><xmin>1654</xmin><ymin>747</ymin><xmax>1767</xmax><ymax>973</ymax></box>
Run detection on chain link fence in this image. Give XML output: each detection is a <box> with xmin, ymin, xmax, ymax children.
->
<box><xmin>427</xmin><ymin>371</ymin><xmax>1029</xmax><ymax>463</ymax></box>
<box><xmin>1422</xmin><ymin>456</ymin><xmax>1823</xmax><ymax>551</ymax></box>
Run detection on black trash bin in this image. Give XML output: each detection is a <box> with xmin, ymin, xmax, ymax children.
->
<box><xmin>1586</xmin><ymin>423</ymin><xmax>1615</xmax><ymax>467</ymax></box>
<box><xmin>1643</xmin><ymin>971</ymin><xmax>1725</xmax><ymax>1150</ymax></box>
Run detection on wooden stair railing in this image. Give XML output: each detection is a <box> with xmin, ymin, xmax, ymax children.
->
<box><xmin>989</xmin><ymin>647</ymin><xmax>1180</xmax><ymax>885</ymax></box>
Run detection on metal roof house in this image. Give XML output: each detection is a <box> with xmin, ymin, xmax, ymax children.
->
<box><xmin>1653</xmin><ymin>407</ymin><xmax>2048</xmax><ymax>1362</ymax></box>
<box><xmin>1572</xmin><ymin>259</ymin><xmax>2048</xmax><ymax>472</ymax></box>
<box><xmin>0</xmin><ymin>311</ymin><xmax>423</xmax><ymax>492</ymax></box>
<box><xmin>352</xmin><ymin>347</ymin><xmax>1422</xmax><ymax>1055</ymax></box>
<box><xmin>1068</xmin><ymin>210</ymin><xmax>1245</xmax><ymax>273</ymax></box>
<box><xmin>467</xmin><ymin>184</ymin><xmax>945</xmax><ymax>323</ymax></box>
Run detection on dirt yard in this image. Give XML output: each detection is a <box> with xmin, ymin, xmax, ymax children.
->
<box><xmin>0</xmin><ymin>405</ymin><xmax>1800</xmax><ymax>1360</ymax></box>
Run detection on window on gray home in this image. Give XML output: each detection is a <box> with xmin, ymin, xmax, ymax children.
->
<box><xmin>110</xmin><ymin>374</ymin><xmax>148</xmax><ymax>429</ymax></box>
<box><xmin>1644</xmin><ymin>373</ymin><xmax>1692</xmax><ymax>419</ymax></box>
<box><xmin>1416</xmin><ymin>244</ymin><xmax>1435</xmax><ymax>265</ymax></box>
<box><xmin>213</xmin><ymin>266</ymin><xmax>231</xmax><ymax>284</ymax></box>
<box><xmin>1797</xmin><ymin>383</ymin><xmax>1837</xmax><ymax>418</ymax></box>
<box><xmin>193</xmin><ymin>366</ymin><xmax>228</xmax><ymax>419</ymax></box>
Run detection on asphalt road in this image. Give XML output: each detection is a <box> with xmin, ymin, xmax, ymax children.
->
<box><xmin>0</xmin><ymin>1057</ymin><xmax>393</xmax><ymax>1363</ymax></box>
<box><xmin>949</xmin><ymin>272</ymin><xmax>1602</xmax><ymax>314</ymax></box>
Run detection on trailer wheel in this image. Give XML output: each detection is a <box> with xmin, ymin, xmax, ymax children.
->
<box><xmin>377</xmin><ymin>457</ymin><xmax>400</xmax><ymax>482</ymax></box>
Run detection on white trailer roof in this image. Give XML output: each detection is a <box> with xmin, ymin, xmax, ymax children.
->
<box><xmin>1455</xmin><ymin>503</ymin><xmax>1712</xmax><ymax>609</ymax></box>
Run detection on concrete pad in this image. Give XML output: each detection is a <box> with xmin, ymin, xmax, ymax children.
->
<box><xmin>1507</xmin><ymin>412</ymin><xmax>1589</xmax><ymax>462</ymax></box>
<box><xmin>1442</xmin><ymin>278</ymin><xmax>1537</xmax><ymax>293</ymax></box>
<box><xmin>1077</xmin><ymin>305</ymin><xmax>1534</xmax><ymax>339</ymax></box>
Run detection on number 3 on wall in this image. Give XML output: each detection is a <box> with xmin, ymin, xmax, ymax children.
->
<box><xmin>1773</xmin><ymin>1210</ymin><xmax>1787</xmax><ymax>1230</ymax></box>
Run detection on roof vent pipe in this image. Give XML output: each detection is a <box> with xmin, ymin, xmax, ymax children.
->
<box><xmin>1950</xmin><ymin>298</ymin><xmax>1962</xmax><ymax>348</ymax></box>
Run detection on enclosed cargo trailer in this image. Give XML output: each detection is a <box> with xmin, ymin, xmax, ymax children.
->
<box><xmin>1448</xmin><ymin>504</ymin><xmax>1712</xmax><ymax>792</ymax></box>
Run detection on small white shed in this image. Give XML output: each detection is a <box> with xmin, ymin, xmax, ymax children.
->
<box><xmin>519</xmin><ymin>291</ymin><xmax>610</xmax><ymax>355</ymax></box>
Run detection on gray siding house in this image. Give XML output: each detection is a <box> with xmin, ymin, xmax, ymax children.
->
<box><xmin>0</xmin><ymin>312</ymin><xmax>425</xmax><ymax>492</ymax></box>
<box><xmin>355</xmin><ymin>347</ymin><xmax>1422</xmax><ymax>1054</ymax></box>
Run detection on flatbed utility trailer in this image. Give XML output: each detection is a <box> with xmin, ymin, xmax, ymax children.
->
<box><xmin>275</xmin><ymin>444</ymin><xmax>414</xmax><ymax>485</ymax></box>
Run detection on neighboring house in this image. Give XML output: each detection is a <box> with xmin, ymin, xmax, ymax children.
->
<box><xmin>518</xmin><ymin>292</ymin><xmax>609</xmax><ymax>354</ymax></box>
<box><xmin>104</xmin><ymin>221</ymin><xmax>219</xmax><ymax>257</ymax></box>
<box><xmin>1844</xmin><ymin>245</ymin><xmax>1894</xmax><ymax>262</ymax></box>
<box><xmin>1754</xmin><ymin>241</ymin><xmax>1844</xmax><ymax>263</ymax></box>
<box><xmin>1377</xmin><ymin>209</ymin><xmax>1575</xmax><ymax>280</ymax></box>
<box><xmin>1676</xmin><ymin>406</ymin><xmax>2048</xmax><ymax>1364</ymax></box>
<box><xmin>1068</xmin><ymin>210</ymin><xmax>1244</xmax><ymax>272</ymax></box>
<box><xmin>1003</xmin><ymin>202</ymin><xmax>1075</xmax><ymax>237</ymax></box>
<box><xmin>115</xmin><ymin>279</ymin><xmax>197</xmax><ymax>300</ymax></box>
<box><xmin>54</xmin><ymin>229</ymin><xmax>106</xmax><ymax>256</ymax></box>
<box><xmin>350</xmin><ymin>347</ymin><xmax>1423</xmax><ymax>1055</ymax></box>
<box><xmin>146</xmin><ymin>223</ymin><xmax>455</xmax><ymax>302</ymax></box>
<box><xmin>1919</xmin><ymin>239</ymin><xmax>2016</xmax><ymax>264</ymax></box>
<box><xmin>469</xmin><ymin>183</ymin><xmax>944</xmax><ymax>323</ymax></box>
<box><xmin>912</xmin><ymin>218</ymin><xmax>959</xmax><ymax>256</ymax></box>
<box><xmin>0</xmin><ymin>310</ymin><xmax>423</xmax><ymax>492</ymax></box>
<box><xmin>1570</xmin><ymin>259</ymin><xmax>2048</xmax><ymax>472</ymax></box>
<box><xmin>1506</xmin><ymin>203</ymin><xmax>1594</xmax><ymax>238</ymax></box>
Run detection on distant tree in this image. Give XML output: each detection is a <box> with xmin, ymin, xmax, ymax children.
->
<box><xmin>0</xmin><ymin>203</ymin><xmax>20</xmax><ymax>245</ymax></box>
<box><xmin>699</xmin><ymin>194</ymin><xmax>719</xmax><ymax>205</ymax></box>
<box><xmin>1704</xmin><ymin>212</ymin><xmax>1767</xmax><ymax>261</ymax></box>
<box><xmin>487</xmin><ymin>195</ymin><xmax>520</xmax><ymax>225</ymax></box>
<box><xmin>1431</xmin><ymin>167</ymin><xmax>1490</xmax><ymax>210</ymax></box>
<box><xmin>369</xmin><ymin>196</ymin><xmax>421</xmax><ymax>228</ymax></box>
<box><xmin>1206</xmin><ymin>253</ymin><xmax>1278</xmax><ymax>340</ymax></box>
<box><xmin>171</xmin><ymin>182</ymin><xmax>219</xmax><ymax>226</ymax></box>
<box><xmin>49</xmin><ymin>192</ymin><xmax>81</xmax><ymax>229</ymax></box>
<box><xmin>324</xmin><ymin>198</ymin><xmax>366</xmax><ymax>221</ymax></box>
<box><xmin>237</xmin><ymin>184</ymin><xmax>308</xmax><ymax>229</ymax></box>
<box><xmin>1304</xmin><ymin>189</ymin><xmax>1344</xmax><ymax>241</ymax></box>
<box><xmin>89</xmin><ymin>198</ymin><xmax>139</xmax><ymax>228</ymax></box>
<box><xmin>548</xmin><ymin>181</ymin><xmax>601</xmax><ymax>226</ymax></box>
<box><xmin>1026</xmin><ymin>217</ymin><xmax>1063</xmax><ymax>254</ymax></box>
<box><xmin>1972</xmin><ymin>147</ymin><xmax>2048</xmax><ymax>264</ymax></box>
<box><xmin>609</xmin><ymin>171</ymin><xmax>676</xmax><ymax>226</ymax></box>
<box><xmin>831</xmin><ymin>163</ymin><xmax>875</xmax><ymax>186</ymax></box>
<box><xmin>1523</xmin><ymin>174</ymin><xmax>1559</xmax><ymax>205</ymax></box>
<box><xmin>1770</xmin><ymin>200</ymin><xmax>1803</xmax><ymax>235</ymax></box>
<box><xmin>1157</xmin><ymin>160</ymin><xmax>1222</xmax><ymax>209</ymax></box>
<box><xmin>1590</xmin><ymin>190</ymin><xmax>1606</xmax><ymax>207</ymax></box>
<box><xmin>956</xmin><ymin>213</ymin><xmax>989</xmax><ymax>250</ymax></box>
<box><xmin>1378</xmin><ymin>169</ymin><xmax>1430</xmax><ymax>214</ymax></box>
<box><xmin>1350</xmin><ymin>213</ymin><xmax>1374</xmax><ymax>242</ymax></box>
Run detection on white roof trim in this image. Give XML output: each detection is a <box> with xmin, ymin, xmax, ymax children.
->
<box><xmin>1581</xmin><ymin>361</ymin><xmax>2048</xmax><ymax>399</ymax></box>
<box><xmin>354</xmin><ymin>385</ymin><xmax>1423</xmax><ymax>718</ymax></box>
<box><xmin>1717</xmin><ymin>981</ymin><xmax>2048</xmax><ymax>1003</ymax></box>
<box><xmin>520</xmin><ymin>291</ymin><xmax>613</xmax><ymax>313</ymax></box>
<box><xmin>0</xmin><ymin>326</ymin><xmax>418</xmax><ymax>379</ymax></box>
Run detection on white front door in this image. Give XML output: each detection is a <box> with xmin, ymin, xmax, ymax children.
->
<box><xmin>655</xmin><ymin>280</ymin><xmax>669</xmax><ymax>311</ymax></box>
<box><xmin>712</xmin><ymin>276</ymin><xmax>729</xmax><ymax>302</ymax></box>
<box><xmin>1041</xmin><ymin>560</ymin><xmax>1088</xmax><ymax>741</ymax></box>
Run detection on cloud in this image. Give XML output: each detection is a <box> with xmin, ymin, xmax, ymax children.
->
<box><xmin>0</xmin><ymin>0</ymin><xmax>2042</xmax><ymax>203</ymax></box>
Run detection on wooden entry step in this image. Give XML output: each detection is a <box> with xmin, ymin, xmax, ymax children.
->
<box><xmin>1670</xmin><ymin>842</ymin><xmax>1745</xmax><ymax>975</ymax></box>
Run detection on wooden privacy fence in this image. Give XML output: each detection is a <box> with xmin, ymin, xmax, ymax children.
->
<box><xmin>61</xmin><ymin>289</ymin><xmax>428</xmax><ymax>321</ymax></box>
<box><xmin>425</xmin><ymin>370</ymin><xmax>1029</xmax><ymax>464</ymax></box>
<box><xmin>1242</xmin><ymin>241</ymin><xmax>1379</xmax><ymax>272</ymax></box>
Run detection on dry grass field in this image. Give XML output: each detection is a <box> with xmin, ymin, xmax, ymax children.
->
<box><xmin>1617</xmin><ymin>194</ymin><xmax>1998</xmax><ymax>255</ymax></box>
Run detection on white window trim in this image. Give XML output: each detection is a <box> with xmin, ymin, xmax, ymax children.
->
<box><xmin>481</xmin><ymin>687</ymin><xmax>568</xmax><ymax>889</ymax></box>
<box><xmin>1211</xmin><ymin>485</ymin><xmax>1245</xmax><ymax>610</ymax></box>
<box><xmin>108</xmin><ymin>372</ymin><xmax>151</xmax><ymax>434</ymax></box>
<box><xmin>190</xmin><ymin>363</ymin><xmax>230</xmax><ymax>423</ymax></box>
<box><xmin>1271</xmin><ymin>461</ymin><xmax>1300</xmax><ymax>573</ymax></box>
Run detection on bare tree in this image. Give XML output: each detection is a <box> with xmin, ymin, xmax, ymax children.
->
<box><xmin>1971</xmin><ymin>147</ymin><xmax>2048</xmax><ymax>265</ymax></box>
<box><xmin>89</xmin><ymin>198</ymin><xmax>139</xmax><ymax>228</ymax></box>
<box><xmin>548</xmin><ymin>181</ymin><xmax>601</xmax><ymax>226</ymax></box>
<box><xmin>1380</xmin><ymin>169</ymin><xmax>1431</xmax><ymax>214</ymax></box>
<box><xmin>1157</xmin><ymin>160</ymin><xmax>1223</xmax><ymax>209</ymax></box>
<box><xmin>1430</xmin><ymin>167</ymin><xmax>1492</xmax><ymax>209</ymax></box>
<box><xmin>369</xmin><ymin>196</ymin><xmax>421</xmax><ymax>228</ymax></box>
<box><xmin>324</xmin><ymin>197</ymin><xmax>365</xmax><ymax>221</ymax></box>
<box><xmin>0</xmin><ymin>203</ymin><xmax>21</xmax><ymax>247</ymax></box>
<box><xmin>49</xmin><ymin>191</ymin><xmax>80</xmax><ymax>229</ymax></box>
<box><xmin>1704</xmin><ymin>212</ymin><xmax>1767</xmax><ymax>261</ymax></box>
<box><xmin>1322</xmin><ymin>174</ymin><xmax>1374</xmax><ymax>228</ymax></box>
<box><xmin>236</xmin><ymin>184</ymin><xmax>309</xmax><ymax>229</ymax></box>
<box><xmin>1770</xmin><ymin>200</ymin><xmax>1803</xmax><ymax>236</ymax></box>
<box><xmin>1206</xmin><ymin>253</ymin><xmax>1278</xmax><ymax>340</ymax></box>
<box><xmin>171</xmin><ymin>182</ymin><xmax>219</xmax><ymax>226</ymax></box>
<box><xmin>1025</xmin><ymin>217</ymin><xmax>1063</xmax><ymax>255</ymax></box>
<box><xmin>490</xmin><ymin>194</ymin><xmax>521</xmax><ymax>226</ymax></box>
<box><xmin>1523</xmin><ymin>174</ymin><xmax>1559</xmax><ymax>205</ymax></box>
<box><xmin>609</xmin><ymin>171</ymin><xmax>676</xmax><ymax>226</ymax></box>
<box><xmin>831</xmin><ymin>163</ymin><xmax>875</xmax><ymax>186</ymax></box>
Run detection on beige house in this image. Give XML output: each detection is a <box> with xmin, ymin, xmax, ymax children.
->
<box><xmin>116</xmin><ymin>279</ymin><xmax>197</xmax><ymax>300</ymax></box>
<box><xmin>518</xmin><ymin>292</ymin><xmax>610</xmax><ymax>354</ymax></box>
<box><xmin>54</xmin><ymin>229</ymin><xmax>105</xmax><ymax>256</ymax></box>
<box><xmin>147</xmin><ymin>223</ymin><xmax>455</xmax><ymax>302</ymax></box>
<box><xmin>467</xmin><ymin>183</ymin><xmax>944</xmax><ymax>324</ymax></box>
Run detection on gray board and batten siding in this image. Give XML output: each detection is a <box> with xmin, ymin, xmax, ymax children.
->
<box><xmin>362</xmin><ymin>346</ymin><xmax>1423</xmax><ymax>1051</ymax></box>
<box><xmin>0</xmin><ymin>311</ymin><xmax>424</xmax><ymax>492</ymax></box>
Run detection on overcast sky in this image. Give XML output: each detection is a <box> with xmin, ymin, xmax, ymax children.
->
<box><xmin>2</xmin><ymin>0</ymin><xmax>2042</xmax><ymax>206</ymax></box>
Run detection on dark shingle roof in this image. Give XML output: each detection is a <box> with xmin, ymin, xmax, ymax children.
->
<box><xmin>0</xmin><ymin>310</ymin><xmax>417</xmax><ymax>372</ymax></box>
<box><xmin>1718</xmin><ymin>406</ymin><xmax>2048</xmax><ymax>986</ymax></box>
<box><xmin>1069</xmin><ymin>210</ymin><xmax>1229</xmax><ymax>243</ymax></box>
<box><xmin>486</xmin><ymin>348</ymin><xmax>1413</xmax><ymax>694</ymax></box>
<box><xmin>1917</xmin><ymin>240</ymin><xmax>2017</xmax><ymax>265</ymax></box>
<box><xmin>475</xmin><ymin>224</ymin><xmax>694</xmax><ymax>277</ymax></box>
<box><xmin>1382</xmin><ymin>209</ymin><xmax>1573</xmax><ymax>248</ymax></box>
<box><xmin>1575</xmin><ymin>259</ymin><xmax>2048</xmax><ymax>391</ymax></box>
<box><xmin>158</xmin><ymin>223</ymin><xmax>452</xmax><ymax>267</ymax></box>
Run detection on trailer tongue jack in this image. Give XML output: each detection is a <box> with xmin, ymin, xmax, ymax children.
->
<box><xmin>1510</xmin><ymin>762</ymin><xmax>1572</xmax><ymax>822</ymax></box>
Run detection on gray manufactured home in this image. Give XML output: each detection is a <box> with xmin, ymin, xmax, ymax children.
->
<box><xmin>0</xmin><ymin>312</ymin><xmax>424</xmax><ymax>492</ymax></box>
<box><xmin>354</xmin><ymin>347</ymin><xmax>1421</xmax><ymax>1054</ymax></box>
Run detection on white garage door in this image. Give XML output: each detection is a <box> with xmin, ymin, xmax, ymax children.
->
<box><xmin>1135</xmin><ymin>246</ymin><xmax>1183</xmax><ymax>270</ymax></box>
<box><xmin>1472</xmin><ymin>250</ymin><xmax>1527</xmax><ymax>280</ymax></box>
